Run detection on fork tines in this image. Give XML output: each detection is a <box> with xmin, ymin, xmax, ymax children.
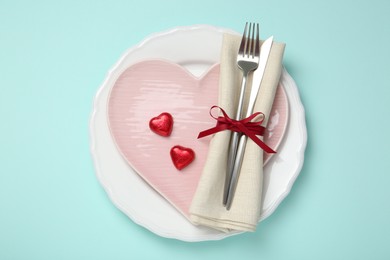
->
<box><xmin>239</xmin><ymin>22</ymin><xmax>260</xmax><ymax>59</ymax></box>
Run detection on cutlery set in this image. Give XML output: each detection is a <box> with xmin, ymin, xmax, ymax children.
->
<box><xmin>224</xmin><ymin>22</ymin><xmax>274</xmax><ymax>210</ymax></box>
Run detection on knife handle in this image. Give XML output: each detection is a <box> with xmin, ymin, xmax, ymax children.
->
<box><xmin>225</xmin><ymin>134</ymin><xmax>248</xmax><ymax>210</ymax></box>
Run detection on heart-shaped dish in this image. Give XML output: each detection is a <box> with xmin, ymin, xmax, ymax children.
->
<box><xmin>107</xmin><ymin>60</ymin><xmax>288</xmax><ymax>217</ymax></box>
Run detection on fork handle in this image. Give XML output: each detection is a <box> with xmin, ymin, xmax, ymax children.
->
<box><xmin>223</xmin><ymin>131</ymin><xmax>241</xmax><ymax>205</ymax></box>
<box><xmin>223</xmin><ymin>73</ymin><xmax>248</xmax><ymax>205</ymax></box>
<box><xmin>225</xmin><ymin>134</ymin><xmax>248</xmax><ymax>210</ymax></box>
<box><xmin>234</xmin><ymin>73</ymin><xmax>248</xmax><ymax>120</ymax></box>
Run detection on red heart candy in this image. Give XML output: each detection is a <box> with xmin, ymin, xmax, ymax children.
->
<box><xmin>170</xmin><ymin>145</ymin><xmax>195</xmax><ymax>170</ymax></box>
<box><xmin>149</xmin><ymin>112</ymin><xmax>173</xmax><ymax>137</ymax></box>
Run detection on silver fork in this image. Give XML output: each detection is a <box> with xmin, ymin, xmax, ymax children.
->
<box><xmin>223</xmin><ymin>22</ymin><xmax>260</xmax><ymax>206</ymax></box>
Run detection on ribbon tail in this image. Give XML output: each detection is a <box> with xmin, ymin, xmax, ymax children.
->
<box><xmin>197</xmin><ymin>126</ymin><xmax>226</xmax><ymax>139</ymax></box>
<box><xmin>197</xmin><ymin>128</ymin><xmax>218</xmax><ymax>139</ymax></box>
<box><xmin>245</xmin><ymin>131</ymin><xmax>276</xmax><ymax>154</ymax></box>
<box><xmin>198</xmin><ymin>121</ymin><xmax>234</xmax><ymax>139</ymax></box>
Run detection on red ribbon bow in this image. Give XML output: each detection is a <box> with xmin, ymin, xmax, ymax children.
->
<box><xmin>197</xmin><ymin>106</ymin><xmax>276</xmax><ymax>154</ymax></box>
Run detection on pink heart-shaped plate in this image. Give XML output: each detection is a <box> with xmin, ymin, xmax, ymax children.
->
<box><xmin>107</xmin><ymin>60</ymin><xmax>288</xmax><ymax>217</ymax></box>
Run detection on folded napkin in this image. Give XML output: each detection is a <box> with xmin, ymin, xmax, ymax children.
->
<box><xmin>189</xmin><ymin>33</ymin><xmax>285</xmax><ymax>232</ymax></box>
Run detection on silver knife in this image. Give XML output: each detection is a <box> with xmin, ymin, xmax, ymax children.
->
<box><xmin>225</xmin><ymin>36</ymin><xmax>274</xmax><ymax>210</ymax></box>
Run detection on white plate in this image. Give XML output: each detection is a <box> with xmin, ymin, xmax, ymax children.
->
<box><xmin>89</xmin><ymin>25</ymin><xmax>307</xmax><ymax>241</ymax></box>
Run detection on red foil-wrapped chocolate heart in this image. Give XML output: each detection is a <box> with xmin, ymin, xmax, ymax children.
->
<box><xmin>170</xmin><ymin>145</ymin><xmax>195</xmax><ymax>170</ymax></box>
<box><xmin>149</xmin><ymin>112</ymin><xmax>173</xmax><ymax>137</ymax></box>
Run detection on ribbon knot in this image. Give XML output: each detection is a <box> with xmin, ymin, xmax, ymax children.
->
<box><xmin>197</xmin><ymin>106</ymin><xmax>276</xmax><ymax>153</ymax></box>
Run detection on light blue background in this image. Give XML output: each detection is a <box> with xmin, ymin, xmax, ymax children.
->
<box><xmin>1</xmin><ymin>0</ymin><xmax>389</xmax><ymax>259</ymax></box>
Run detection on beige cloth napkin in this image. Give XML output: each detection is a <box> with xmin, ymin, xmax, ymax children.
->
<box><xmin>189</xmin><ymin>33</ymin><xmax>285</xmax><ymax>232</ymax></box>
